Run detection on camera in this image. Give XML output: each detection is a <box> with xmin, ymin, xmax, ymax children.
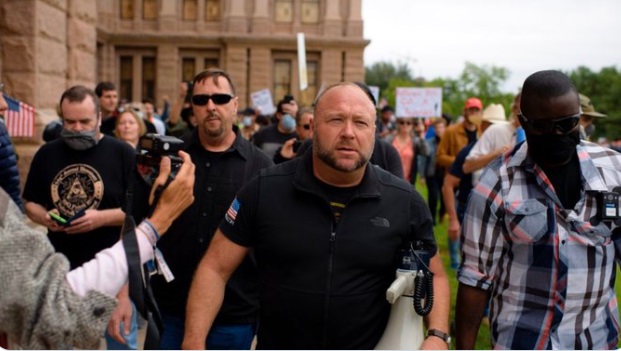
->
<box><xmin>136</xmin><ymin>134</ymin><xmax>184</xmax><ymax>186</ymax></box>
<box><xmin>292</xmin><ymin>140</ymin><xmax>302</xmax><ymax>153</ymax></box>
<box><xmin>284</xmin><ymin>94</ymin><xmax>294</xmax><ymax>104</ymax></box>
<box><xmin>598</xmin><ymin>191</ymin><xmax>619</xmax><ymax>220</ymax></box>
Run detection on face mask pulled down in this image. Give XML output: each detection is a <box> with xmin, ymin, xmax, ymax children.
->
<box><xmin>61</xmin><ymin>128</ymin><xmax>99</xmax><ymax>151</ymax></box>
<box><xmin>526</xmin><ymin>130</ymin><xmax>580</xmax><ymax>167</ymax></box>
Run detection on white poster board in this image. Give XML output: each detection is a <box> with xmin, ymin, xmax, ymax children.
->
<box><xmin>250</xmin><ymin>88</ymin><xmax>276</xmax><ymax>115</ymax></box>
<box><xmin>368</xmin><ymin>86</ymin><xmax>380</xmax><ymax>107</ymax></box>
<box><xmin>395</xmin><ymin>87</ymin><xmax>442</xmax><ymax>118</ymax></box>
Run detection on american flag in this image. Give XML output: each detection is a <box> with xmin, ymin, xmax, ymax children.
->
<box><xmin>3</xmin><ymin>93</ymin><xmax>35</xmax><ymax>137</ymax></box>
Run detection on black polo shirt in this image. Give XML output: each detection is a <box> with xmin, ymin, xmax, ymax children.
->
<box><xmin>148</xmin><ymin>128</ymin><xmax>273</xmax><ymax>323</ymax></box>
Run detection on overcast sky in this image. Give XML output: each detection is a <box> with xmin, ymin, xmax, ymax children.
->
<box><xmin>362</xmin><ymin>0</ymin><xmax>621</xmax><ymax>92</ymax></box>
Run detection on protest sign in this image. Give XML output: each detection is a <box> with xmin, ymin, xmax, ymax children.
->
<box><xmin>395</xmin><ymin>87</ymin><xmax>442</xmax><ymax>118</ymax></box>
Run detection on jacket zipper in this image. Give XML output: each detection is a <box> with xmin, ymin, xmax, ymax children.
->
<box><xmin>322</xmin><ymin>220</ymin><xmax>337</xmax><ymax>348</ymax></box>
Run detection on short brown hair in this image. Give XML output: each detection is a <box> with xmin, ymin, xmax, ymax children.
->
<box><xmin>59</xmin><ymin>85</ymin><xmax>100</xmax><ymax>118</ymax></box>
<box><xmin>192</xmin><ymin>68</ymin><xmax>237</xmax><ymax>96</ymax></box>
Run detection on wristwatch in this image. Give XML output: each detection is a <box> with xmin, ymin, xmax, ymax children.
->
<box><xmin>427</xmin><ymin>329</ymin><xmax>451</xmax><ymax>344</ymax></box>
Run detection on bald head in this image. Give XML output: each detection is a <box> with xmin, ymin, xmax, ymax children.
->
<box><xmin>314</xmin><ymin>83</ymin><xmax>376</xmax><ymax>119</ymax></box>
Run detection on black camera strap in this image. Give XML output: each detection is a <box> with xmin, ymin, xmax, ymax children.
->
<box><xmin>121</xmin><ymin>214</ymin><xmax>164</xmax><ymax>350</ymax></box>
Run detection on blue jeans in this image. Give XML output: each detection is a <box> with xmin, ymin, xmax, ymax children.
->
<box><xmin>105</xmin><ymin>302</ymin><xmax>138</xmax><ymax>350</ymax></box>
<box><xmin>159</xmin><ymin>313</ymin><xmax>255</xmax><ymax>350</ymax></box>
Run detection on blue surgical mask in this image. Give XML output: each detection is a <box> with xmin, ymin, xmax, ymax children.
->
<box><xmin>242</xmin><ymin>116</ymin><xmax>253</xmax><ymax>127</ymax></box>
<box><xmin>280</xmin><ymin>114</ymin><xmax>296</xmax><ymax>132</ymax></box>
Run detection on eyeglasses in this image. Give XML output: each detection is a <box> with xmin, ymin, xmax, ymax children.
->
<box><xmin>301</xmin><ymin>124</ymin><xmax>311</xmax><ymax>130</ymax></box>
<box><xmin>191</xmin><ymin>93</ymin><xmax>234</xmax><ymax>106</ymax></box>
<box><xmin>397</xmin><ymin>120</ymin><xmax>413</xmax><ymax>125</ymax></box>
<box><xmin>518</xmin><ymin>111</ymin><xmax>581</xmax><ymax>134</ymax></box>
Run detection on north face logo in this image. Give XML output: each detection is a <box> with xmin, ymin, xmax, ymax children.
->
<box><xmin>370</xmin><ymin>217</ymin><xmax>390</xmax><ymax>228</ymax></box>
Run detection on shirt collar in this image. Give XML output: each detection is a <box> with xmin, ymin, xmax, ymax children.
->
<box><xmin>187</xmin><ymin>125</ymin><xmax>250</xmax><ymax>160</ymax></box>
<box><xmin>507</xmin><ymin>141</ymin><xmax>608</xmax><ymax>192</ymax></box>
<box><xmin>293</xmin><ymin>150</ymin><xmax>382</xmax><ymax>200</ymax></box>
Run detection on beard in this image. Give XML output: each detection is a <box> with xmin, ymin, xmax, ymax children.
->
<box><xmin>313</xmin><ymin>135</ymin><xmax>373</xmax><ymax>173</ymax></box>
<box><xmin>201</xmin><ymin>112</ymin><xmax>225</xmax><ymax>138</ymax></box>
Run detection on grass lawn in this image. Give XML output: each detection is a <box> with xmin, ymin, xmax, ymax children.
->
<box><xmin>414</xmin><ymin>181</ymin><xmax>621</xmax><ymax>349</ymax></box>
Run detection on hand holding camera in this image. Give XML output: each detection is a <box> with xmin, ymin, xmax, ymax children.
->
<box><xmin>148</xmin><ymin>150</ymin><xmax>195</xmax><ymax>235</ymax></box>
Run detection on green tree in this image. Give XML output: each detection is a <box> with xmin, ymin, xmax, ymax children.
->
<box><xmin>569</xmin><ymin>65</ymin><xmax>621</xmax><ymax>140</ymax></box>
<box><xmin>365</xmin><ymin>61</ymin><xmax>414</xmax><ymax>96</ymax></box>
<box><xmin>365</xmin><ymin>61</ymin><xmax>517</xmax><ymax>121</ymax></box>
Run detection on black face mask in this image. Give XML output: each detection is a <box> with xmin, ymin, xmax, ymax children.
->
<box><xmin>526</xmin><ymin>130</ymin><xmax>580</xmax><ymax>167</ymax></box>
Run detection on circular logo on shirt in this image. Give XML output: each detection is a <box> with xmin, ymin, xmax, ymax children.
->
<box><xmin>51</xmin><ymin>164</ymin><xmax>104</xmax><ymax>217</ymax></box>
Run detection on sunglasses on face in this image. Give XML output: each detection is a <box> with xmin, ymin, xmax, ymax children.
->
<box><xmin>301</xmin><ymin>124</ymin><xmax>311</xmax><ymax>130</ymax></box>
<box><xmin>191</xmin><ymin>93</ymin><xmax>233</xmax><ymax>106</ymax></box>
<box><xmin>397</xmin><ymin>120</ymin><xmax>413</xmax><ymax>125</ymax></box>
<box><xmin>518</xmin><ymin>111</ymin><xmax>581</xmax><ymax>134</ymax></box>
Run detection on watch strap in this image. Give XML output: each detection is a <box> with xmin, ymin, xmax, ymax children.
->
<box><xmin>427</xmin><ymin>329</ymin><xmax>451</xmax><ymax>344</ymax></box>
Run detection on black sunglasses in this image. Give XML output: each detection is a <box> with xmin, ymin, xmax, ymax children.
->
<box><xmin>301</xmin><ymin>124</ymin><xmax>311</xmax><ymax>130</ymax></box>
<box><xmin>518</xmin><ymin>111</ymin><xmax>581</xmax><ymax>134</ymax></box>
<box><xmin>192</xmin><ymin>93</ymin><xmax>233</xmax><ymax>106</ymax></box>
<box><xmin>397</xmin><ymin>120</ymin><xmax>413</xmax><ymax>125</ymax></box>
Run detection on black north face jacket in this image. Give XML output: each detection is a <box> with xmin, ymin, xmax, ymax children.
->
<box><xmin>221</xmin><ymin>151</ymin><xmax>437</xmax><ymax>349</ymax></box>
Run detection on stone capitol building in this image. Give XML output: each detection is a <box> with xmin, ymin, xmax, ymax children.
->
<box><xmin>0</xmin><ymin>0</ymin><xmax>368</xmax><ymax>183</ymax></box>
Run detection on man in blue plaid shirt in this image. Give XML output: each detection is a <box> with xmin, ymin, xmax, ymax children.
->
<box><xmin>456</xmin><ymin>70</ymin><xmax>621</xmax><ymax>349</ymax></box>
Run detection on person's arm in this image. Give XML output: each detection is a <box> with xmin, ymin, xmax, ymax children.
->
<box><xmin>0</xmin><ymin>129</ymin><xmax>23</xmax><ymax>211</ymax></box>
<box><xmin>435</xmin><ymin>131</ymin><xmax>455</xmax><ymax>169</ymax></box>
<box><xmin>66</xmin><ymin>223</ymin><xmax>158</xmax><ymax>297</ymax></box>
<box><xmin>379</xmin><ymin>139</ymin><xmax>405</xmax><ymax>178</ymax></box>
<box><xmin>64</xmin><ymin>208</ymin><xmax>125</xmax><ymax>234</ymax></box>
<box><xmin>107</xmin><ymin>284</ymin><xmax>132</xmax><ymax>344</ymax></box>
<box><xmin>442</xmin><ymin>174</ymin><xmax>461</xmax><ymax>242</ymax></box>
<box><xmin>66</xmin><ymin>152</ymin><xmax>195</xmax><ymax>297</ymax></box>
<box><xmin>159</xmin><ymin>97</ymin><xmax>170</xmax><ymax>122</ymax></box>
<box><xmin>182</xmin><ymin>230</ymin><xmax>249</xmax><ymax>350</ymax></box>
<box><xmin>455</xmin><ymin>159</ymin><xmax>504</xmax><ymax>349</ymax></box>
<box><xmin>455</xmin><ymin>283</ymin><xmax>488</xmax><ymax>349</ymax></box>
<box><xmin>419</xmin><ymin>254</ymin><xmax>451</xmax><ymax>350</ymax></box>
<box><xmin>168</xmin><ymin>83</ymin><xmax>187</xmax><ymax>127</ymax></box>
<box><xmin>462</xmin><ymin>146</ymin><xmax>509</xmax><ymax>174</ymax></box>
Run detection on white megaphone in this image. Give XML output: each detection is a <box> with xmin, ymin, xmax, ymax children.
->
<box><xmin>375</xmin><ymin>244</ymin><xmax>433</xmax><ymax>350</ymax></box>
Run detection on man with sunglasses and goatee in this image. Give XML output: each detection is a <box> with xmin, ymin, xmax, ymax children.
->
<box><xmin>145</xmin><ymin>69</ymin><xmax>273</xmax><ymax>349</ymax></box>
<box><xmin>456</xmin><ymin>70</ymin><xmax>621</xmax><ymax>350</ymax></box>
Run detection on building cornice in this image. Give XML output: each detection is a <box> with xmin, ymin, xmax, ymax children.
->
<box><xmin>96</xmin><ymin>28</ymin><xmax>369</xmax><ymax>49</ymax></box>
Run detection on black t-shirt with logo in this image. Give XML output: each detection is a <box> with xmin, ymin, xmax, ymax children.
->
<box><xmin>23</xmin><ymin>135</ymin><xmax>135</xmax><ymax>269</ymax></box>
<box><xmin>317</xmin><ymin>180</ymin><xmax>356</xmax><ymax>225</ymax></box>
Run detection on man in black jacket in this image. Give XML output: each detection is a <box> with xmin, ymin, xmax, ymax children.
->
<box><xmin>183</xmin><ymin>82</ymin><xmax>450</xmax><ymax>349</ymax></box>
<box><xmin>137</xmin><ymin>69</ymin><xmax>273</xmax><ymax>349</ymax></box>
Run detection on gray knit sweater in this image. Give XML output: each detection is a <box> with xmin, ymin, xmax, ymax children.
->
<box><xmin>0</xmin><ymin>189</ymin><xmax>117</xmax><ymax>349</ymax></box>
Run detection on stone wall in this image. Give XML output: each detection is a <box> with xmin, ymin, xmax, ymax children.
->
<box><xmin>0</xmin><ymin>0</ymin><xmax>99</xmax><ymax>192</ymax></box>
<box><xmin>0</xmin><ymin>0</ymin><xmax>368</xmax><ymax>194</ymax></box>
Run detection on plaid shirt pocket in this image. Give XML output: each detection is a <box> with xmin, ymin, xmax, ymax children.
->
<box><xmin>505</xmin><ymin>198</ymin><xmax>549</xmax><ymax>242</ymax></box>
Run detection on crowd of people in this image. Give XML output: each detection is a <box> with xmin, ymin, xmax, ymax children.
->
<box><xmin>0</xmin><ymin>68</ymin><xmax>620</xmax><ymax>350</ymax></box>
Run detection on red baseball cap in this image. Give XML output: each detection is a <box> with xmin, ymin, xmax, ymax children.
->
<box><xmin>464</xmin><ymin>97</ymin><xmax>483</xmax><ymax>110</ymax></box>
